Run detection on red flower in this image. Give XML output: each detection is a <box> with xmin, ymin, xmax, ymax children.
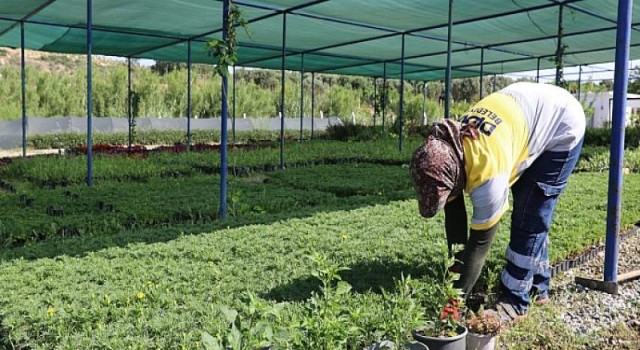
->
<box><xmin>440</xmin><ymin>298</ymin><xmax>461</xmax><ymax>321</ymax></box>
<box><xmin>440</xmin><ymin>305</ymin><xmax>460</xmax><ymax>321</ymax></box>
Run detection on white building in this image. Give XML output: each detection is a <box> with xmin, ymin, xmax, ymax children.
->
<box><xmin>579</xmin><ymin>91</ymin><xmax>640</xmax><ymax>128</ymax></box>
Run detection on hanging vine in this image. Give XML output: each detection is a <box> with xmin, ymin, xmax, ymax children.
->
<box><xmin>207</xmin><ymin>3</ymin><xmax>249</xmax><ymax>78</ymax></box>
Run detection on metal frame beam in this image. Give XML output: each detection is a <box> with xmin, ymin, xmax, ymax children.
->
<box><xmin>232</xmin><ymin>65</ymin><xmax>237</xmax><ymax>143</ymax></box>
<box><xmin>550</xmin><ymin>0</ymin><xmax>640</xmax><ymax>33</ymax></box>
<box><xmin>237</xmin><ymin>1</ymin><xmax>571</xmax><ymax>67</ymax></box>
<box><xmin>219</xmin><ymin>0</ymin><xmax>230</xmax><ymax>218</ymax></box>
<box><xmin>299</xmin><ymin>53</ymin><xmax>304</xmax><ymax>141</ymax></box>
<box><xmin>2</xmin><ymin>12</ymin><xmax>635</xmax><ymax>80</ymax></box>
<box><xmin>86</xmin><ymin>0</ymin><xmax>93</xmax><ymax>187</ymax></box>
<box><xmin>291</xmin><ymin>22</ymin><xmax>627</xmax><ymax>76</ymax></box>
<box><xmin>402</xmin><ymin>42</ymin><xmax>640</xmax><ymax>78</ymax></box>
<box><xmin>444</xmin><ymin>0</ymin><xmax>453</xmax><ymax>119</ymax></box>
<box><xmin>127</xmin><ymin>57</ymin><xmax>133</xmax><ymax>150</ymax></box>
<box><xmin>0</xmin><ymin>0</ymin><xmax>57</xmax><ymax>36</ymax></box>
<box><xmin>20</xmin><ymin>21</ymin><xmax>26</xmax><ymax>157</ymax></box>
<box><xmin>1</xmin><ymin>0</ymin><xmax>638</xmax><ymax>85</ymax></box>
<box><xmin>279</xmin><ymin>12</ymin><xmax>286</xmax><ymax>170</ymax></box>
<box><xmin>311</xmin><ymin>71</ymin><xmax>315</xmax><ymax>139</ymax></box>
<box><xmin>398</xmin><ymin>33</ymin><xmax>405</xmax><ymax>151</ymax></box>
<box><xmin>224</xmin><ymin>18</ymin><xmax>639</xmax><ymax>74</ymax></box>
<box><xmin>479</xmin><ymin>47</ymin><xmax>484</xmax><ymax>99</ymax></box>
<box><xmin>187</xmin><ymin>40</ymin><xmax>192</xmax><ymax>149</ymax></box>
<box><xmin>604</xmin><ymin>0</ymin><xmax>632</xmax><ymax>284</ymax></box>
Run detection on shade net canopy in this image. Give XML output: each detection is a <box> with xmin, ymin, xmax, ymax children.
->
<box><xmin>0</xmin><ymin>0</ymin><xmax>639</xmax><ymax>81</ymax></box>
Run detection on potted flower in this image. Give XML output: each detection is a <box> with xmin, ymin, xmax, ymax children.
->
<box><xmin>464</xmin><ymin>307</ymin><xmax>501</xmax><ymax>350</ymax></box>
<box><xmin>412</xmin><ymin>247</ymin><xmax>467</xmax><ymax>350</ymax></box>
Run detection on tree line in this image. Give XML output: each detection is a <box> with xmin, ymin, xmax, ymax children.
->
<box><xmin>1</xmin><ymin>53</ymin><xmax>624</xmax><ymax>125</ymax></box>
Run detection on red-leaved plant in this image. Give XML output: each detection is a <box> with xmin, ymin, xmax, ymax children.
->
<box><xmin>415</xmin><ymin>245</ymin><xmax>466</xmax><ymax>338</ymax></box>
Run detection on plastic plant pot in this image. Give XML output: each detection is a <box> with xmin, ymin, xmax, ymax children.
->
<box><xmin>466</xmin><ymin>332</ymin><xmax>496</xmax><ymax>350</ymax></box>
<box><xmin>412</xmin><ymin>326</ymin><xmax>467</xmax><ymax>350</ymax></box>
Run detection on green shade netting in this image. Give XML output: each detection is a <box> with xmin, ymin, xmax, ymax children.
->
<box><xmin>0</xmin><ymin>0</ymin><xmax>638</xmax><ymax>81</ymax></box>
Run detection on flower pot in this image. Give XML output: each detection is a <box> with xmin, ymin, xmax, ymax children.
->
<box><xmin>412</xmin><ymin>326</ymin><xmax>467</xmax><ymax>350</ymax></box>
<box><xmin>466</xmin><ymin>332</ymin><xmax>496</xmax><ymax>350</ymax></box>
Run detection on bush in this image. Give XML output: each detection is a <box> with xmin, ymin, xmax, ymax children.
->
<box><xmin>583</xmin><ymin>127</ymin><xmax>640</xmax><ymax>148</ymax></box>
<box><xmin>325</xmin><ymin>124</ymin><xmax>384</xmax><ymax>141</ymax></box>
<box><xmin>26</xmin><ymin>129</ymin><xmax>325</xmax><ymax>150</ymax></box>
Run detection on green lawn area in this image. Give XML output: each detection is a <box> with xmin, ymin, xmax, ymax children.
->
<box><xmin>0</xmin><ymin>153</ymin><xmax>639</xmax><ymax>348</ymax></box>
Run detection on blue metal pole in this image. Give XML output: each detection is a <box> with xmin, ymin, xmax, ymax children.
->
<box><xmin>444</xmin><ymin>0</ymin><xmax>453</xmax><ymax>118</ymax></box>
<box><xmin>382</xmin><ymin>62</ymin><xmax>387</xmax><ymax>134</ymax></box>
<box><xmin>422</xmin><ymin>82</ymin><xmax>427</xmax><ymax>125</ymax></box>
<box><xmin>399</xmin><ymin>33</ymin><xmax>405</xmax><ymax>151</ymax></box>
<box><xmin>604</xmin><ymin>0</ymin><xmax>633</xmax><ymax>283</ymax></box>
<box><xmin>219</xmin><ymin>0</ymin><xmax>230</xmax><ymax>218</ymax></box>
<box><xmin>20</xmin><ymin>21</ymin><xmax>26</xmax><ymax>157</ymax></box>
<box><xmin>280</xmin><ymin>12</ymin><xmax>286</xmax><ymax>169</ymax></box>
<box><xmin>232</xmin><ymin>65</ymin><xmax>236</xmax><ymax>144</ymax></box>
<box><xmin>578</xmin><ymin>65</ymin><xmax>582</xmax><ymax>101</ymax></box>
<box><xmin>86</xmin><ymin>0</ymin><xmax>93</xmax><ymax>187</ymax></box>
<box><xmin>479</xmin><ymin>47</ymin><xmax>484</xmax><ymax>99</ymax></box>
<box><xmin>187</xmin><ymin>40</ymin><xmax>192</xmax><ymax>150</ymax></box>
<box><xmin>127</xmin><ymin>57</ymin><xmax>132</xmax><ymax>151</ymax></box>
<box><xmin>300</xmin><ymin>54</ymin><xmax>304</xmax><ymax>141</ymax></box>
<box><xmin>555</xmin><ymin>3</ymin><xmax>564</xmax><ymax>87</ymax></box>
<box><xmin>373</xmin><ymin>78</ymin><xmax>377</xmax><ymax>127</ymax></box>
<box><xmin>311</xmin><ymin>71</ymin><xmax>315</xmax><ymax>140</ymax></box>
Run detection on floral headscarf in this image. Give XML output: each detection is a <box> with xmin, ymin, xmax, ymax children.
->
<box><xmin>410</xmin><ymin>119</ymin><xmax>479</xmax><ymax>218</ymax></box>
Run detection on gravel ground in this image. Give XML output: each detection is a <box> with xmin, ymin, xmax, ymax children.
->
<box><xmin>549</xmin><ymin>225</ymin><xmax>640</xmax><ymax>340</ymax></box>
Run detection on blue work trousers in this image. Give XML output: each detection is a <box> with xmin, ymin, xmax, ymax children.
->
<box><xmin>501</xmin><ymin>139</ymin><xmax>583</xmax><ymax>313</ymax></box>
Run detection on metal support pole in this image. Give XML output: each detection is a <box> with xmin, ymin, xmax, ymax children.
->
<box><xmin>399</xmin><ymin>33</ymin><xmax>405</xmax><ymax>151</ymax></box>
<box><xmin>373</xmin><ymin>78</ymin><xmax>377</xmax><ymax>126</ymax></box>
<box><xmin>20</xmin><ymin>21</ymin><xmax>26</xmax><ymax>157</ymax></box>
<box><xmin>422</xmin><ymin>83</ymin><xmax>427</xmax><ymax>125</ymax></box>
<box><xmin>127</xmin><ymin>57</ymin><xmax>132</xmax><ymax>151</ymax></box>
<box><xmin>280</xmin><ymin>12</ymin><xmax>287</xmax><ymax>169</ymax></box>
<box><xmin>300</xmin><ymin>54</ymin><xmax>304</xmax><ymax>141</ymax></box>
<box><xmin>479</xmin><ymin>47</ymin><xmax>484</xmax><ymax>99</ymax></box>
<box><xmin>555</xmin><ymin>3</ymin><xmax>564</xmax><ymax>87</ymax></box>
<box><xmin>187</xmin><ymin>40</ymin><xmax>192</xmax><ymax>150</ymax></box>
<box><xmin>444</xmin><ymin>0</ymin><xmax>454</xmax><ymax>118</ymax></box>
<box><xmin>219</xmin><ymin>0</ymin><xmax>230</xmax><ymax>218</ymax></box>
<box><xmin>604</xmin><ymin>0</ymin><xmax>633</xmax><ymax>284</ymax></box>
<box><xmin>382</xmin><ymin>62</ymin><xmax>387</xmax><ymax>134</ymax></box>
<box><xmin>578</xmin><ymin>65</ymin><xmax>583</xmax><ymax>101</ymax></box>
<box><xmin>86</xmin><ymin>0</ymin><xmax>93</xmax><ymax>187</ymax></box>
<box><xmin>536</xmin><ymin>57</ymin><xmax>541</xmax><ymax>83</ymax></box>
<box><xmin>311</xmin><ymin>71</ymin><xmax>315</xmax><ymax>140</ymax></box>
<box><xmin>232</xmin><ymin>65</ymin><xmax>236</xmax><ymax>144</ymax></box>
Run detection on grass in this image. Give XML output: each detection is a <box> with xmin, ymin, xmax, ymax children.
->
<box><xmin>0</xmin><ymin>169</ymin><xmax>639</xmax><ymax>348</ymax></box>
<box><xmin>1</xmin><ymin>138</ymin><xmax>639</xmax><ymax>348</ymax></box>
<box><xmin>0</xmin><ymin>139</ymin><xmax>422</xmax><ymax>186</ymax></box>
<box><xmin>0</xmin><ymin>164</ymin><xmax>414</xmax><ymax>247</ymax></box>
